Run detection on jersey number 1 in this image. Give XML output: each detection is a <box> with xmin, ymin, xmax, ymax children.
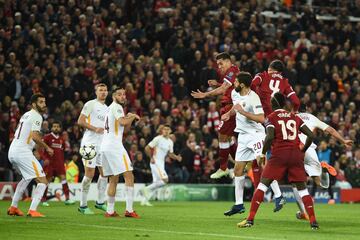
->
<box><xmin>16</xmin><ymin>121</ymin><xmax>24</xmax><ymax>139</ymax></box>
<box><xmin>278</xmin><ymin>120</ymin><xmax>297</xmax><ymax>140</ymax></box>
<box><xmin>269</xmin><ymin>80</ymin><xmax>280</xmax><ymax>97</ymax></box>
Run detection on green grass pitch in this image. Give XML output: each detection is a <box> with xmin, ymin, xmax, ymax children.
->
<box><xmin>1</xmin><ymin>201</ymin><xmax>359</xmax><ymax>240</ymax></box>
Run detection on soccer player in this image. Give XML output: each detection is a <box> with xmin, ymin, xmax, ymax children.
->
<box><xmin>7</xmin><ymin>93</ymin><xmax>54</xmax><ymax>217</ymax></box>
<box><xmin>140</xmin><ymin>125</ymin><xmax>182</xmax><ymax>206</ymax></box>
<box><xmin>77</xmin><ymin>83</ymin><xmax>108</xmax><ymax>214</ymax></box>
<box><xmin>100</xmin><ymin>86</ymin><xmax>140</xmax><ymax>218</ymax></box>
<box><xmin>250</xmin><ymin>60</ymin><xmax>300</xmax><ymax>206</ymax></box>
<box><xmin>41</xmin><ymin>121</ymin><xmax>75</xmax><ymax>205</ymax></box>
<box><xmin>238</xmin><ymin>93</ymin><xmax>319</xmax><ymax>230</ymax></box>
<box><xmin>294</xmin><ymin>104</ymin><xmax>353</xmax><ymax>219</ymax></box>
<box><xmin>191</xmin><ymin>52</ymin><xmax>239</xmax><ymax>179</ymax></box>
<box><xmin>221</xmin><ymin>72</ymin><xmax>286</xmax><ymax>216</ymax></box>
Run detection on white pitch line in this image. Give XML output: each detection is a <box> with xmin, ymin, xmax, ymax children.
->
<box><xmin>1</xmin><ymin>218</ymin><xmax>283</xmax><ymax>240</ymax></box>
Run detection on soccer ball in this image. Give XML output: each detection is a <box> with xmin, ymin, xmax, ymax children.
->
<box><xmin>79</xmin><ymin>144</ymin><xmax>97</xmax><ymax>160</ymax></box>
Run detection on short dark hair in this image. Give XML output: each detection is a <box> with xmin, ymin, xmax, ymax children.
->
<box><xmin>51</xmin><ymin>120</ymin><xmax>62</xmax><ymax>128</ymax></box>
<box><xmin>237</xmin><ymin>72</ymin><xmax>252</xmax><ymax>87</ymax></box>
<box><xmin>215</xmin><ymin>52</ymin><xmax>231</xmax><ymax>61</ymax></box>
<box><xmin>269</xmin><ymin>60</ymin><xmax>285</xmax><ymax>72</ymax></box>
<box><xmin>271</xmin><ymin>92</ymin><xmax>286</xmax><ymax>109</ymax></box>
<box><xmin>112</xmin><ymin>86</ymin><xmax>125</xmax><ymax>95</ymax></box>
<box><xmin>163</xmin><ymin>124</ymin><xmax>171</xmax><ymax>129</ymax></box>
<box><xmin>30</xmin><ymin>93</ymin><xmax>45</xmax><ymax>104</ymax></box>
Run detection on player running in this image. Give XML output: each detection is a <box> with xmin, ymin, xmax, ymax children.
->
<box><xmin>41</xmin><ymin>121</ymin><xmax>75</xmax><ymax>206</ymax></box>
<box><xmin>221</xmin><ymin>72</ymin><xmax>287</xmax><ymax>216</ymax></box>
<box><xmin>293</xmin><ymin>104</ymin><xmax>353</xmax><ymax>220</ymax></box>
<box><xmin>7</xmin><ymin>93</ymin><xmax>54</xmax><ymax>217</ymax></box>
<box><xmin>78</xmin><ymin>83</ymin><xmax>108</xmax><ymax>214</ymax></box>
<box><xmin>140</xmin><ymin>125</ymin><xmax>182</xmax><ymax>206</ymax></box>
<box><xmin>191</xmin><ymin>52</ymin><xmax>239</xmax><ymax>179</ymax></box>
<box><xmin>100</xmin><ymin>86</ymin><xmax>140</xmax><ymax>218</ymax></box>
<box><xmin>238</xmin><ymin>93</ymin><xmax>319</xmax><ymax>230</ymax></box>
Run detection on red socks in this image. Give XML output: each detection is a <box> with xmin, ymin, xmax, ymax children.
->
<box><xmin>252</xmin><ymin>160</ymin><xmax>262</xmax><ymax>188</ymax></box>
<box><xmin>302</xmin><ymin>195</ymin><xmax>317</xmax><ymax>223</ymax></box>
<box><xmin>62</xmin><ymin>182</ymin><xmax>70</xmax><ymax>200</ymax></box>
<box><xmin>248</xmin><ymin>188</ymin><xmax>265</xmax><ymax>221</ymax></box>
<box><xmin>219</xmin><ymin>147</ymin><xmax>230</xmax><ymax>171</ymax></box>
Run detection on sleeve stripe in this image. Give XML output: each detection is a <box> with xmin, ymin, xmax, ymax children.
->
<box><xmin>223</xmin><ymin>79</ymin><xmax>232</xmax><ymax>85</ymax></box>
<box><xmin>287</xmin><ymin>92</ymin><xmax>295</xmax><ymax>97</ymax></box>
<box><xmin>300</xmin><ymin>123</ymin><xmax>306</xmax><ymax>127</ymax></box>
<box><xmin>253</xmin><ymin>75</ymin><xmax>262</xmax><ymax>83</ymax></box>
<box><xmin>266</xmin><ymin>124</ymin><xmax>275</xmax><ymax>128</ymax></box>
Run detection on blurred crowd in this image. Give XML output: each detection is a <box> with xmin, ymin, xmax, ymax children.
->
<box><xmin>0</xmin><ymin>0</ymin><xmax>359</xmax><ymax>188</ymax></box>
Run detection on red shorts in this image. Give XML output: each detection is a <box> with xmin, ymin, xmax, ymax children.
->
<box><xmin>262</xmin><ymin>149</ymin><xmax>306</xmax><ymax>183</ymax></box>
<box><xmin>44</xmin><ymin>162</ymin><xmax>66</xmax><ymax>177</ymax></box>
<box><xmin>218</xmin><ymin>104</ymin><xmax>236</xmax><ymax>136</ymax></box>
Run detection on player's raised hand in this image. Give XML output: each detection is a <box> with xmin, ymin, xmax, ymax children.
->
<box><xmin>150</xmin><ymin>157</ymin><xmax>155</xmax><ymax>164</ymax></box>
<box><xmin>191</xmin><ymin>89</ymin><xmax>206</xmax><ymax>99</ymax></box>
<box><xmin>343</xmin><ymin>139</ymin><xmax>353</xmax><ymax>147</ymax></box>
<box><xmin>176</xmin><ymin>155</ymin><xmax>182</xmax><ymax>162</ymax></box>
<box><xmin>221</xmin><ymin>113</ymin><xmax>230</xmax><ymax>121</ymax></box>
<box><xmin>208</xmin><ymin>80</ymin><xmax>219</xmax><ymax>87</ymax></box>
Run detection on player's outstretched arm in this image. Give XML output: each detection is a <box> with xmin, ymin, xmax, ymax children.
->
<box><xmin>32</xmin><ymin>131</ymin><xmax>54</xmax><ymax>156</ymax></box>
<box><xmin>325</xmin><ymin>126</ymin><xmax>353</xmax><ymax>147</ymax></box>
<box><xmin>221</xmin><ymin>105</ymin><xmax>236</xmax><ymax>121</ymax></box>
<box><xmin>259</xmin><ymin>126</ymin><xmax>274</xmax><ymax>165</ymax></box>
<box><xmin>191</xmin><ymin>82</ymin><xmax>231</xmax><ymax>99</ymax></box>
<box><xmin>77</xmin><ymin>114</ymin><xmax>103</xmax><ymax>133</ymax></box>
<box><xmin>300</xmin><ymin>124</ymin><xmax>314</xmax><ymax>152</ymax></box>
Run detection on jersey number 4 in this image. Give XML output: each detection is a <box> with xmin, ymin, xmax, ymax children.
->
<box><xmin>278</xmin><ymin>120</ymin><xmax>297</xmax><ymax>140</ymax></box>
<box><xmin>105</xmin><ymin>117</ymin><xmax>109</xmax><ymax>133</ymax></box>
<box><xmin>269</xmin><ymin>80</ymin><xmax>280</xmax><ymax>97</ymax></box>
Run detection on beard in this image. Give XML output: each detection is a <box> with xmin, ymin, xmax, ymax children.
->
<box><xmin>235</xmin><ymin>86</ymin><xmax>242</xmax><ymax>92</ymax></box>
<box><xmin>35</xmin><ymin>103</ymin><xmax>46</xmax><ymax>113</ymax></box>
<box><xmin>115</xmin><ymin>98</ymin><xmax>127</xmax><ymax>106</ymax></box>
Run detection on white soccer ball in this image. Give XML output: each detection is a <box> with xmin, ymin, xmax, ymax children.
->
<box><xmin>79</xmin><ymin>144</ymin><xmax>97</xmax><ymax>160</ymax></box>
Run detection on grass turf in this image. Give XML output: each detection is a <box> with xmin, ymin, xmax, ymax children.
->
<box><xmin>1</xmin><ymin>201</ymin><xmax>359</xmax><ymax>240</ymax></box>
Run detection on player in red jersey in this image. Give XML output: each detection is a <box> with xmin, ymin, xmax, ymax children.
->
<box><xmin>238</xmin><ymin>93</ymin><xmax>319</xmax><ymax>230</ymax></box>
<box><xmin>191</xmin><ymin>52</ymin><xmax>240</xmax><ymax>179</ymax></box>
<box><xmin>42</xmin><ymin>121</ymin><xmax>75</xmax><ymax>205</ymax></box>
<box><xmin>249</xmin><ymin>60</ymin><xmax>300</xmax><ymax>205</ymax></box>
<box><xmin>251</xmin><ymin>60</ymin><xmax>300</xmax><ymax>116</ymax></box>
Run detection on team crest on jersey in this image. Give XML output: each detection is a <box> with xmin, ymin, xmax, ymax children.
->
<box><xmin>35</xmin><ymin>121</ymin><xmax>40</xmax><ymax>126</ymax></box>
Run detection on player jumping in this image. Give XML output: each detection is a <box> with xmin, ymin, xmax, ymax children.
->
<box><xmin>191</xmin><ymin>52</ymin><xmax>239</xmax><ymax>179</ymax></box>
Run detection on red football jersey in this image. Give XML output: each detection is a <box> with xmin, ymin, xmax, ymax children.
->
<box><xmin>43</xmin><ymin>133</ymin><xmax>65</xmax><ymax>164</ymax></box>
<box><xmin>250</xmin><ymin>71</ymin><xmax>297</xmax><ymax>116</ymax></box>
<box><xmin>217</xmin><ymin>65</ymin><xmax>240</xmax><ymax>105</ymax></box>
<box><xmin>264</xmin><ymin>109</ymin><xmax>304</xmax><ymax>153</ymax></box>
